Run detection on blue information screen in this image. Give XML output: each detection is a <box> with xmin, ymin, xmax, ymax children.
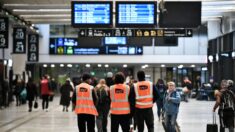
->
<box><xmin>73</xmin><ymin>3</ymin><xmax>111</xmax><ymax>24</ymax></box>
<box><xmin>117</xmin><ymin>3</ymin><xmax>155</xmax><ymax>24</ymax></box>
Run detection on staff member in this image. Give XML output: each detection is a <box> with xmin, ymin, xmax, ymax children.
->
<box><xmin>131</xmin><ymin>70</ymin><xmax>159</xmax><ymax>132</ymax></box>
<box><xmin>110</xmin><ymin>72</ymin><xmax>132</xmax><ymax>132</ymax></box>
<box><xmin>72</xmin><ymin>73</ymin><xmax>98</xmax><ymax>132</ymax></box>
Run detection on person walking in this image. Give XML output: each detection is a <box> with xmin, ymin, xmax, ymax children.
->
<box><xmin>40</xmin><ymin>75</ymin><xmax>51</xmax><ymax>112</ymax></box>
<box><xmin>26</xmin><ymin>78</ymin><xmax>38</xmax><ymax>112</ymax></box>
<box><xmin>163</xmin><ymin>81</ymin><xmax>181</xmax><ymax>132</ymax></box>
<box><xmin>110</xmin><ymin>72</ymin><xmax>132</xmax><ymax>132</ymax></box>
<box><xmin>156</xmin><ymin>79</ymin><xmax>167</xmax><ymax>121</ymax></box>
<box><xmin>94</xmin><ymin>79</ymin><xmax>110</xmax><ymax>132</ymax></box>
<box><xmin>131</xmin><ymin>70</ymin><xmax>159</xmax><ymax>132</ymax></box>
<box><xmin>72</xmin><ymin>73</ymin><xmax>98</xmax><ymax>132</ymax></box>
<box><xmin>60</xmin><ymin>79</ymin><xmax>73</xmax><ymax>112</ymax></box>
<box><xmin>182</xmin><ymin>76</ymin><xmax>192</xmax><ymax>102</ymax></box>
<box><xmin>213</xmin><ymin>80</ymin><xmax>235</xmax><ymax>132</ymax></box>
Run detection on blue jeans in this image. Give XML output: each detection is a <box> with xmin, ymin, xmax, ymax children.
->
<box><xmin>165</xmin><ymin>114</ymin><xmax>177</xmax><ymax>132</ymax></box>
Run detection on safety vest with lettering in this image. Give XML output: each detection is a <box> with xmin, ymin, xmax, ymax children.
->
<box><xmin>110</xmin><ymin>84</ymin><xmax>130</xmax><ymax>115</ymax></box>
<box><xmin>75</xmin><ymin>83</ymin><xmax>98</xmax><ymax>116</ymax></box>
<box><xmin>134</xmin><ymin>81</ymin><xmax>153</xmax><ymax>109</ymax></box>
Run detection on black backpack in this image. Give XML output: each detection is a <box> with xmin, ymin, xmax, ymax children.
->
<box><xmin>221</xmin><ymin>90</ymin><xmax>235</xmax><ymax>117</ymax></box>
<box><xmin>96</xmin><ymin>88</ymin><xmax>108</xmax><ymax>106</ymax></box>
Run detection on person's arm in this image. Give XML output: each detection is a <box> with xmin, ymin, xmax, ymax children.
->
<box><xmin>153</xmin><ymin>85</ymin><xmax>159</xmax><ymax>103</ymax></box>
<box><xmin>72</xmin><ymin>88</ymin><xmax>76</xmax><ymax>105</ymax></box>
<box><xmin>169</xmin><ymin>92</ymin><xmax>181</xmax><ymax>104</ymax></box>
<box><xmin>128</xmin><ymin>85</ymin><xmax>135</xmax><ymax>117</ymax></box>
<box><xmin>213</xmin><ymin>92</ymin><xmax>221</xmax><ymax>112</ymax></box>
<box><xmin>92</xmin><ymin>89</ymin><xmax>98</xmax><ymax>106</ymax></box>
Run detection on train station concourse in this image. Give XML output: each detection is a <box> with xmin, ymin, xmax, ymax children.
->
<box><xmin>0</xmin><ymin>0</ymin><xmax>235</xmax><ymax>132</ymax></box>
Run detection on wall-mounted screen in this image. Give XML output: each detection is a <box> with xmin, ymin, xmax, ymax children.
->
<box><xmin>50</xmin><ymin>38</ymin><xmax>142</xmax><ymax>55</ymax></box>
<box><xmin>159</xmin><ymin>2</ymin><xmax>201</xmax><ymax>28</ymax></box>
<box><xmin>104</xmin><ymin>37</ymin><xmax>127</xmax><ymax>45</ymax></box>
<box><xmin>71</xmin><ymin>1</ymin><xmax>113</xmax><ymax>27</ymax></box>
<box><xmin>116</xmin><ymin>2</ymin><xmax>157</xmax><ymax>27</ymax></box>
<box><xmin>50</xmin><ymin>38</ymin><xmax>78</xmax><ymax>54</ymax></box>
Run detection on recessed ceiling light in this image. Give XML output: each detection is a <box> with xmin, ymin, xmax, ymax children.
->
<box><xmin>98</xmin><ymin>64</ymin><xmax>102</xmax><ymax>67</ymax></box>
<box><xmin>105</xmin><ymin>64</ymin><xmax>109</xmax><ymax>68</ymax></box>
<box><xmin>67</xmin><ymin>64</ymin><xmax>72</xmax><ymax>67</ymax></box>
<box><xmin>86</xmin><ymin>64</ymin><xmax>91</xmax><ymax>68</ymax></box>
<box><xmin>43</xmin><ymin>64</ymin><xmax>47</xmax><ymax>68</ymax></box>
<box><xmin>60</xmin><ymin>64</ymin><xmax>64</xmax><ymax>67</ymax></box>
<box><xmin>123</xmin><ymin>64</ymin><xmax>127</xmax><ymax>68</ymax></box>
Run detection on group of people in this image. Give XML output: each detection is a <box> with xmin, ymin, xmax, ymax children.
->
<box><xmin>71</xmin><ymin>71</ymin><xmax>181</xmax><ymax>132</ymax></box>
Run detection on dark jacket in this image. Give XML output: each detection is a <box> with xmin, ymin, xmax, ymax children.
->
<box><xmin>60</xmin><ymin>83</ymin><xmax>73</xmax><ymax>106</ymax></box>
<box><xmin>26</xmin><ymin>82</ymin><xmax>37</xmax><ymax>101</ymax></box>
<box><xmin>106</xmin><ymin>77</ymin><xmax>114</xmax><ymax>87</ymax></box>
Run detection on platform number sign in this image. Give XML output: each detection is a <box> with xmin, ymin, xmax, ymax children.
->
<box><xmin>28</xmin><ymin>34</ymin><xmax>39</xmax><ymax>62</ymax></box>
<box><xmin>0</xmin><ymin>17</ymin><xmax>9</xmax><ymax>48</ymax></box>
<box><xmin>13</xmin><ymin>27</ymin><xmax>26</xmax><ymax>53</ymax></box>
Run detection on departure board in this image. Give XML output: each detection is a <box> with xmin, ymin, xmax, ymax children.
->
<box><xmin>71</xmin><ymin>1</ymin><xmax>112</xmax><ymax>27</ymax></box>
<box><xmin>116</xmin><ymin>2</ymin><xmax>156</xmax><ymax>27</ymax></box>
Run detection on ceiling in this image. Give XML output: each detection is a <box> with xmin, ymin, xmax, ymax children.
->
<box><xmin>1</xmin><ymin>0</ymin><xmax>235</xmax><ymax>24</ymax></box>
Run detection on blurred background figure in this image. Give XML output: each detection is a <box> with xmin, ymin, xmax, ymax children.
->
<box><xmin>60</xmin><ymin>79</ymin><xmax>73</xmax><ymax>112</ymax></box>
<box><xmin>182</xmin><ymin>76</ymin><xmax>192</xmax><ymax>102</ymax></box>
<box><xmin>195</xmin><ymin>76</ymin><xmax>201</xmax><ymax>96</ymax></box>
<box><xmin>49</xmin><ymin>78</ymin><xmax>57</xmax><ymax>101</ymax></box>
<box><xmin>94</xmin><ymin>79</ymin><xmax>110</xmax><ymax>132</ymax></box>
<box><xmin>156</xmin><ymin>79</ymin><xmax>166</xmax><ymax>121</ymax></box>
<box><xmin>26</xmin><ymin>78</ymin><xmax>37</xmax><ymax>112</ymax></box>
<box><xmin>105</xmin><ymin>72</ymin><xmax>114</xmax><ymax>87</ymax></box>
<box><xmin>40</xmin><ymin>75</ymin><xmax>50</xmax><ymax>111</ymax></box>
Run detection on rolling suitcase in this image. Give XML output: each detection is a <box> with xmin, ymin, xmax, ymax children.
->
<box><xmin>206</xmin><ymin>112</ymin><xmax>218</xmax><ymax>132</ymax></box>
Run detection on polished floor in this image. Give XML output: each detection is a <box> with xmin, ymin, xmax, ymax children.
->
<box><xmin>0</xmin><ymin>97</ymin><xmax>217</xmax><ymax>132</ymax></box>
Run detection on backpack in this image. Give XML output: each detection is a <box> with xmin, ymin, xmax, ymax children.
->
<box><xmin>96</xmin><ymin>87</ymin><xmax>108</xmax><ymax>106</ymax></box>
<box><xmin>221</xmin><ymin>90</ymin><xmax>235</xmax><ymax>110</ymax></box>
<box><xmin>220</xmin><ymin>90</ymin><xmax>235</xmax><ymax>127</ymax></box>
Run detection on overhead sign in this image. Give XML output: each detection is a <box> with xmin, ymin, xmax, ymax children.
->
<box><xmin>78</xmin><ymin>29</ymin><xmax>193</xmax><ymax>37</ymax></box>
<box><xmin>13</xmin><ymin>27</ymin><xmax>26</xmax><ymax>53</ymax></box>
<box><xmin>0</xmin><ymin>17</ymin><xmax>9</xmax><ymax>48</ymax></box>
<box><xmin>28</xmin><ymin>34</ymin><xmax>39</xmax><ymax>62</ymax></box>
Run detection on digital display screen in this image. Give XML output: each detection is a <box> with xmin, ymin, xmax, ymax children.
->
<box><xmin>116</xmin><ymin>2</ymin><xmax>156</xmax><ymax>27</ymax></box>
<box><xmin>159</xmin><ymin>2</ymin><xmax>201</xmax><ymax>28</ymax></box>
<box><xmin>104</xmin><ymin>37</ymin><xmax>127</xmax><ymax>45</ymax></box>
<box><xmin>71</xmin><ymin>1</ymin><xmax>112</xmax><ymax>27</ymax></box>
<box><xmin>50</xmin><ymin>38</ymin><xmax>78</xmax><ymax>54</ymax></box>
<box><xmin>49</xmin><ymin>38</ymin><xmax>142</xmax><ymax>55</ymax></box>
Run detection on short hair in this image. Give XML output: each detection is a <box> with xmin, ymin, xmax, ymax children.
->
<box><xmin>167</xmin><ymin>81</ymin><xmax>175</xmax><ymax>87</ymax></box>
<box><xmin>220</xmin><ymin>80</ymin><xmax>228</xmax><ymax>88</ymax></box>
<box><xmin>114</xmin><ymin>72</ymin><xmax>125</xmax><ymax>84</ymax></box>
<box><xmin>107</xmin><ymin>72</ymin><xmax>113</xmax><ymax>78</ymax></box>
<box><xmin>227</xmin><ymin>80</ymin><xmax>234</xmax><ymax>87</ymax></box>
<box><xmin>137</xmin><ymin>71</ymin><xmax>145</xmax><ymax>81</ymax></box>
<box><xmin>82</xmin><ymin>73</ymin><xmax>91</xmax><ymax>81</ymax></box>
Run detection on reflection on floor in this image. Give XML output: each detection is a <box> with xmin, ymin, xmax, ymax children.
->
<box><xmin>0</xmin><ymin>97</ymin><xmax>217</xmax><ymax>132</ymax></box>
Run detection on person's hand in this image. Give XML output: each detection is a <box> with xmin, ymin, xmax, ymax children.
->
<box><xmin>167</xmin><ymin>97</ymin><xmax>171</xmax><ymax>101</ymax></box>
<box><xmin>213</xmin><ymin>108</ymin><xmax>216</xmax><ymax>112</ymax></box>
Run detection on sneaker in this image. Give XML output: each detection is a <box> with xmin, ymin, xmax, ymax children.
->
<box><xmin>46</xmin><ymin>109</ymin><xmax>49</xmax><ymax>112</ymax></box>
<box><xmin>28</xmin><ymin>109</ymin><xmax>32</xmax><ymax>112</ymax></box>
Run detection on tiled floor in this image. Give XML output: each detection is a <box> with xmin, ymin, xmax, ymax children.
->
<box><xmin>0</xmin><ymin>97</ymin><xmax>217</xmax><ymax>132</ymax></box>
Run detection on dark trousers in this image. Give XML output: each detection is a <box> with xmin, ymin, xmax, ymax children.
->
<box><xmin>111</xmin><ymin>114</ymin><xmax>130</xmax><ymax>132</ymax></box>
<box><xmin>135</xmin><ymin>108</ymin><xmax>154</xmax><ymax>132</ymax></box>
<box><xmin>28</xmin><ymin>100</ymin><xmax>33</xmax><ymax>110</ymax></box>
<box><xmin>77</xmin><ymin>114</ymin><xmax>95</xmax><ymax>132</ymax></box>
<box><xmin>96</xmin><ymin>111</ymin><xmax>108</xmax><ymax>132</ymax></box>
<box><xmin>157</xmin><ymin>101</ymin><xmax>164</xmax><ymax>119</ymax></box>
<box><xmin>42</xmin><ymin>95</ymin><xmax>49</xmax><ymax>110</ymax></box>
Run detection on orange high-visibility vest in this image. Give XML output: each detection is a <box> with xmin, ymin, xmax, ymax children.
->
<box><xmin>110</xmin><ymin>84</ymin><xmax>130</xmax><ymax>115</ymax></box>
<box><xmin>134</xmin><ymin>81</ymin><xmax>153</xmax><ymax>109</ymax></box>
<box><xmin>75</xmin><ymin>83</ymin><xmax>98</xmax><ymax>116</ymax></box>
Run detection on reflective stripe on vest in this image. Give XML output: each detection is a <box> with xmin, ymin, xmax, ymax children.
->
<box><xmin>134</xmin><ymin>81</ymin><xmax>153</xmax><ymax>109</ymax></box>
<box><xmin>75</xmin><ymin>83</ymin><xmax>98</xmax><ymax>116</ymax></box>
<box><xmin>110</xmin><ymin>84</ymin><xmax>130</xmax><ymax>115</ymax></box>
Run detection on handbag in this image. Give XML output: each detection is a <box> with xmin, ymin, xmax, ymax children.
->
<box><xmin>206</xmin><ymin>112</ymin><xmax>218</xmax><ymax>132</ymax></box>
<box><xmin>34</xmin><ymin>100</ymin><xmax>38</xmax><ymax>109</ymax></box>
